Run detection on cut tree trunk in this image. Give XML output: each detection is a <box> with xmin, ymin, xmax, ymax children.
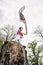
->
<box><xmin>0</xmin><ymin>41</ymin><xmax>29</xmax><ymax>65</ymax></box>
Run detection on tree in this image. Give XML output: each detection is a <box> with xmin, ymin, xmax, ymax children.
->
<box><xmin>0</xmin><ymin>24</ymin><xmax>17</xmax><ymax>42</ymax></box>
<box><xmin>28</xmin><ymin>41</ymin><xmax>43</xmax><ymax>65</ymax></box>
<box><xmin>34</xmin><ymin>25</ymin><xmax>43</xmax><ymax>41</ymax></box>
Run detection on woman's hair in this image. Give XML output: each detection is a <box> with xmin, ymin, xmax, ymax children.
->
<box><xmin>19</xmin><ymin>27</ymin><xmax>23</xmax><ymax>30</ymax></box>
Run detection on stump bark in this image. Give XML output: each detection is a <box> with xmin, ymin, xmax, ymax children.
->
<box><xmin>0</xmin><ymin>41</ymin><xmax>29</xmax><ymax>65</ymax></box>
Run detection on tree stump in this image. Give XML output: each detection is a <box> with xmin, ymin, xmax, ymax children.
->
<box><xmin>0</xmin><ymin>41</ymin><xmax>29</xmax><ymax>65</ymax></box>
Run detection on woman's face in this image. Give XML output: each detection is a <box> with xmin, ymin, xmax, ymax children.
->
<box><xmin>20</xmin><ymin>27</ymin><xmax>23</xmax><ymax>31</ymax></box>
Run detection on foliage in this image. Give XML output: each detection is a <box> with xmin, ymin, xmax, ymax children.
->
<box><xmin>28</xmin><ymin>41</ymin><xmax>43</xmax><ymax>65</ymax></box>
<box><xmin>28</xmin><ymin>41</ymin><xmax>37</xmax><ymax>56</ymax></box>
<box><xmin>0</xmin><ymin>39</ymin><xmax>3</xmax><ymax>50</ymax></box>
<box><xmin>0</xmin><ymin>39</ymin><xmax>3</xmax><ymax>60</ymax></box>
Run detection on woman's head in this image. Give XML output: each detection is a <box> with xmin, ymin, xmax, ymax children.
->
<box><xmin>19</xmin><ymin>27</ymin><xmax>23</xmax><ymax>31</ymax></box>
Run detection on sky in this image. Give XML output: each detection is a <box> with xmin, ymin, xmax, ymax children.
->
<box><xmin>0</xmin><ymin>0</ymin><xmax>43</xmax><ymax>46</ymax></box>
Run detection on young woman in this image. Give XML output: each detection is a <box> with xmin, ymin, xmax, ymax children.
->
<box><xmin>13</xmin><ymin>6</ymin><xmax>28</xmax><ymax>45</ymax></box>
<box><xmin>15</xmin><ymin>6</ymin><xmax>28</xmax><ymax>42</ymax></box>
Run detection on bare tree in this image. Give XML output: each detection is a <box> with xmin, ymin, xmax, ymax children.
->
<box><xmin>0</xmin><ymin>24</ymin><xmax>17</xmax><ymax>41</ymax></box>
<box><xmin>34</xmin><ymin>25</ymin><xmax>43</xmax><ymax>41</ymax></box>
<box><xmin>19</xmin><ymin>5</ymin><xmax>28</xmax><ymax>35</ymax></box>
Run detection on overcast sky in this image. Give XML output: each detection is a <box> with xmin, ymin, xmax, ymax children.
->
<box><xmin>0</xmin><ymin>0</ymin><xmax>43</xmax><ymax>46</ymax></box>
